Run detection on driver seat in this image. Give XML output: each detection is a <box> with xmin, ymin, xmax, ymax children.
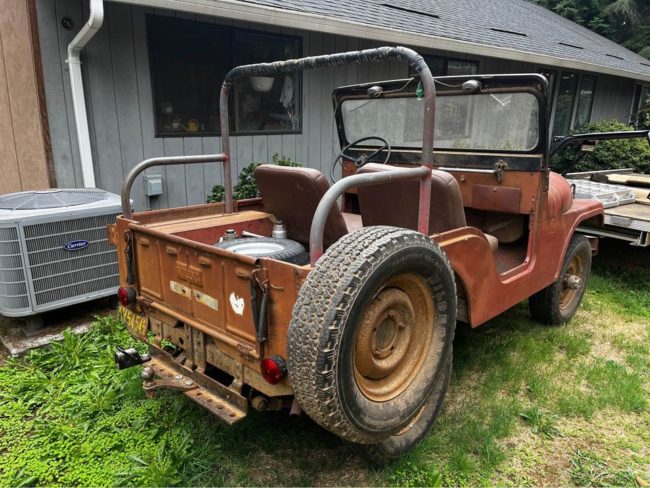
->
<box><xmin>254</xmin><ymin>164</ymin><xmax>362</xmax><ymax>247</ymax></box>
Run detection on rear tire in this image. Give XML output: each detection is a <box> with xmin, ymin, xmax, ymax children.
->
<box><xmin>529</xmin><ymin>234</ymin><xmax>592</xmax><ymax>325</ymax></box>
<box><xmin>287</xmin><ymin>226</ymin><xmax>456</xmax><ymax>444</ymax></box>
<box><xmin>358</xmin><ymin>350</ymin><xmax>453</xmax><ymax>464</ymax></box>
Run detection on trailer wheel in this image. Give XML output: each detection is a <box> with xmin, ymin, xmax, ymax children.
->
<box><xmin>288</xmin><ymin>226</ymin><xmax>456</xmax><ymax>444</ymax></box>
<box><xmin>529</xmin><ymin>234</ymin><xmax>592</xmax><ymax>325</ymax></box>
<box><xmin>358</xmin><ymin>350</ymin><xmax>452</xmax><ymax>464</ymax></box>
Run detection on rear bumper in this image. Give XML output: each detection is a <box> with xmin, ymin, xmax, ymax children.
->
<box><xmin>143</xmin><ymin>347</ymin><xmax>248</xmax><ymax>425</ymax></box>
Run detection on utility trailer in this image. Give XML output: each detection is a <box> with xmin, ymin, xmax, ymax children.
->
<box><xmin>552</xmin><ymin>130</ymin><xmax>650</xmax><ymax>247</ymax></box>
<box><xmin>110</xmin><ymin>47</ymin><xmax>603</xmax><ymax>462</ymax></box>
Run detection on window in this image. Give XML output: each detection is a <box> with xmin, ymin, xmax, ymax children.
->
<box><xmin>631</xmin><ymin>84</ymin><xmax>650</xmax><ymax>126</ymax></box>
<box><xmin>575</xmin><ymin>75</ymin><xmax>596</xmax><ymax>129</ymax></box>
<box><xmin>341</xmin><ymin>92</ymin><xmax>540</xmax><ymax>152</ymax></box>
<box><xmin>406</xmin><ymin>55</ymin><xmax>479</xmax><ymax>138</ymax></box>
<box><xmin>147</xmin><ymin>15</ymin><xmax>301</xmax><ymax>137</ymax></box>
<box><xmin>543</xmin><ymin>68</ymin><xmax>598</xmax><ymax>139</ymax></box>
<box><xmin>552</xmin><ymin>72</ymin><xmax>579</xmax><ymax>138</ymax></box>
<box><xmin>411</xmin><ymin>55</ymin><xmax>479</xmax><ymax>76</ymax></box>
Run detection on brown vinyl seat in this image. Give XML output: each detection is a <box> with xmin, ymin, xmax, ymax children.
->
<box><xmin>254</xmin><ymin>164</ymin><xmax>362</xmax><ymax>247</ymax></box>
<box><xmin>357</xmin><ymin>163</ymin><xmax>498</xmax><ymax>252</ymax></box>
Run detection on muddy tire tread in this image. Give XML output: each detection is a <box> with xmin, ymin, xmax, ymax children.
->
<box><xmin>288</xmin><ymin>226</ymin><xmax>455</xmax><ymax>444</ymax></box>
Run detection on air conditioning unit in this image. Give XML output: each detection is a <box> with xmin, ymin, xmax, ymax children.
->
<box><xmin>0</xmin><ymin>189</ymin><xmax>121</xmax><ymax>318</ymax></box>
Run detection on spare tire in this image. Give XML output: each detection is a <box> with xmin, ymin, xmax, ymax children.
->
<box><xmin>288</xmin><ymin>226</ymin><xmax>456</xmax><ymax>444</ymax></box>
<box><xmin>215</xmin><ymin>237</ymin><xmax>308</xmax><ymax>265</ymax></box>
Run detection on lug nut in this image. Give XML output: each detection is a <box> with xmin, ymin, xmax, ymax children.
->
<box><xmin>141</xmin><ymin>366</ymin><xmax>154</xmax><ymax>380</ymax></box>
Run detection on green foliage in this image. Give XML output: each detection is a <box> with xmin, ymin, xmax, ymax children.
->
<box><xmin>519</xmin><ymin>406</ymin><xmax>562</xmax><ymax>438</ymax></box>
<box><xmin>552</xmin><ymin>119</ymin><xmax>650</xmax><ymax>173</ymax></box>
<box><xmin>0</xmin><ymin>250</ymin><xmax>648</xmax><ymax>486</ymax></box>
<box><xmin>388</xmin><ymin>462</ymin><xmax>442</xmax><ymax>488</ymax></box>
<box><xmin>570</xmin><ymin>449</ymin><xmax>637</xmax><ymax>486</ymax></box>
<box><xmin>533</xmin><ymin>0</ymin><xmax>650</xmax><ymax>58</ymax></box>
<box><xmin>0</xmin><ymin>316</ymin><xmax>227</xmax><ymax>487</ymax></box>
<box><xmin>631</xmin><ymin>105</ymin><xmax>650</xmax><ymax>130</ymax></box>
<box><xmin>207</xmin><ymin>153</ymin><xmax>302</xmax><ymax>203</ymax></box>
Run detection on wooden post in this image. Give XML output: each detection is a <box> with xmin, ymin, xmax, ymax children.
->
<box><xmin>0</xmin><ymin>0</ymin><xmax>55</xmax><ymax>194</ymax></box>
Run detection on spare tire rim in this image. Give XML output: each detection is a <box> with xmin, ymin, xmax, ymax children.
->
<box><xmin>353</xmin><ymin>274</ymin><xmax>434</xmax><ymax>402</ymax></box>
<box><xmin>223</xmin><ymin>241</ymin><xmax>285</xmax><ymax>256</ymax></box>
<box><xmin>560</xmin><ymin>253</ymin><xmax>584</xmax><ymax>311</ymax></box>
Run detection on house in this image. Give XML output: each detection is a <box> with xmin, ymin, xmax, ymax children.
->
<box><xmin>2</xmin><ymin>0</ymin><xmax>650</xmax><ymax>211</ymax></box>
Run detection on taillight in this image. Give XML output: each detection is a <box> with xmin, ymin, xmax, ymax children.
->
<box><xmin>260</xmin><ymin>356</ymin><xmax>287</xmax><ymax>385</ymax></box>
<box><xmin>117</xmin><ymin>286</ymin><xmax>136</xmax><ymax>307</ymax></box>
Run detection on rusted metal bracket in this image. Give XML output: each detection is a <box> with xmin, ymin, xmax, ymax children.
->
<box><xmin>124</xmin><ymin>231</ymin><xmax>135</xmax><ymax>285</ymax></box>
<box><xmin>251</xmin><ymin>267</ymin><xmax>270</xmax><ymax>346</ymax></box>
<box><xmin>143</xmin><ymin>377</ymin><xmax>197</xmax><ymax>397</ymax></box>
<box><xmin>142</xmin><ymin>354</ymin><xmax>247</xmax><ymax>424</ymax></box>
<box><xmin>495</xmin><ymin>161</ymin><xmax>508</xmax><ymax>184</ymax></box>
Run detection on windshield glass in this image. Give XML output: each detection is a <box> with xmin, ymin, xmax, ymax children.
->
<box><xmin>341</xmin><ymin>92</ymin><xmax>540</xmax><ymax>152</ymax></box>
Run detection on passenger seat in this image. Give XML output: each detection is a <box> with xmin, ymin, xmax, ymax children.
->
<box><xmin>357</xmin><ymin>163</ymin><xmax>498</xmax><ymax>252</ymax></box>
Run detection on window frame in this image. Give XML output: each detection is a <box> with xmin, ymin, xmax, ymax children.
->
<box><xmin>147</xmin><ymin>15</ymin><xmax>303</xmax><ymax>138</ymax></box>
<box><xmin>630</xmin><ymin>83</ymin><xmax>650</xmax><ymax>124</ymax></box>
<box><xmin>408</xmin><ymin>53</ymin><xmax>480</xmax><ymax>77</ymax></box>
<box><xmin>573</xmin><ymin>74</ymin><xmax>597</xmax><ymax>129</ymax></box>
<box><xmin>539</xmin><ymin>67</ymin><xmax>599</xmax><ymax>140</ymax></box>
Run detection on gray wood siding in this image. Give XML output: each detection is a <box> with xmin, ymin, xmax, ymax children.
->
<box><xmin>36</xmin><ymin>0</ymin><xmax>638</xmax><ymax>211</ymax></box>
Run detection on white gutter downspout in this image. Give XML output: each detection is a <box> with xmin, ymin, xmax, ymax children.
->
<box><xmin>66</xmin><ymin>0</ymin><xmax>104</xmax><ymax>188</ymax></box>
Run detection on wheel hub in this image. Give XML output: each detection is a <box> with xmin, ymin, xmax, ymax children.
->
<box><xmin>353</xmin><ymin>275</ymin><xmax>434</xmax><ymax>402</ymax></box>
<box><xmin>559</xmin><ymin>254</ymin><xmax>585</xmax><ymax>311</ymax></box>
<box><xmin>563</xmin><ymin>274</ymin><xmax>582</xmax><ymax>290</ymax></box>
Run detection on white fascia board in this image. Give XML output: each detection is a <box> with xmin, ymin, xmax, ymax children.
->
<box><xmin>109</xmin><ymin>0</ymin><xmax>650</xmax><ymax>83</ymax></box>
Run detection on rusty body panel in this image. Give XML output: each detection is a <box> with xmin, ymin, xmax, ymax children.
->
<box><xmin>110</xmin><ymin>50</ymin><xmax>603</xmax><ymax>439</ymax></box>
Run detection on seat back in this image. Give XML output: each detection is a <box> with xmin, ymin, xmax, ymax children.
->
<box><xmin>254</xmin><ymin>164</ymin><xmax>349</xmax><ymax>246</ymax></box>
<box><xmin>357</xmin><ymin>163</ymin><xmax>467</xmax><ymax>234</ymax></box>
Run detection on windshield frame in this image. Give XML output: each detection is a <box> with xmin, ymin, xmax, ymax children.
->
<box><xmin>333</xmin><ymin>73</ymin><xmax>550</xmax><ymax>170</ymax></box>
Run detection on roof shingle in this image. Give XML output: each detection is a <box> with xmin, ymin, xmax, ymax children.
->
<box><xmin>237</xmin><ymin>0</ymin><xmax>650</xmax><ymax>80</ymax></box>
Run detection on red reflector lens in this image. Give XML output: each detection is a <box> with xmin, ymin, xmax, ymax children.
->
<box><xmin>260</xmin><ymin>356</ymin><xmax>287</xmax><ymax>385</ymax></box>
<box><xmin>117</xmin><ymin>287</ymin><xmax>135</xmax><ymax>307</ymax></box>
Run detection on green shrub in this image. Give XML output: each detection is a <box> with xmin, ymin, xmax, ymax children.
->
<box><xmin>631</xmin><ymin>106</ymin><xmax>650</xmax><ymax>131</ymax></box>
<box><xmin>551</xmin><ymin>120</ymin><xmax>650</xmax><ymax>174</ymax></box>
<box><xmin>207</xmin><ymin>153</ymin><xmax>302</xmax><ymax>203</ymax></box>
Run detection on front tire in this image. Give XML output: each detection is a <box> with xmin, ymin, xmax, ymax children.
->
<box><xmin>287</xmin><ymin>226</ymin><xmax>456</xmax><ymax>444</ymax></box>
<box><xmin>529</xmin><ymin>234</ymin><xmax>592</xmax><ymax>325</ymax></box>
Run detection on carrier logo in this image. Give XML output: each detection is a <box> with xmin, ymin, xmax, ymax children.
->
<box><xmin>63</xmin><ymin>239</ymin><xmax>89</xmax><ymax>252</ymax></box>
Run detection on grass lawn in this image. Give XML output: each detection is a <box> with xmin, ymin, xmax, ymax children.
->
<box><xmin>0</xmin><ymin>240</ymin><xmax>648</xmax><ymax>486</ymax></box>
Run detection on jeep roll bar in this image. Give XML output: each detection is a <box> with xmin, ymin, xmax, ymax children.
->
<box><xmin>122</xmin><ymin>47</ymin><xmax>436</xmax><ymax>263</ymax></box>
<box><xmin>220</xmin><ymin>46</ymin><xmax>437</xmax><ymax>263</ymax></box>
<box><xmin>121</xmin><ymin>154</ymin><xmax>229</xmax><ymax>220</ymax></box>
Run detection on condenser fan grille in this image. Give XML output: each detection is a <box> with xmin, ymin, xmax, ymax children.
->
<box><xmin>0</xmin><ymin>189</ymin><xmax>109</xmax><ymax>210</ymax></box>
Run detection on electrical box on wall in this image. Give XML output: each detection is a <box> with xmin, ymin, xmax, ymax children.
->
<box><xmin>144</xmin><ymin>175</ymin><xmax>163</xmax><ymax>197</ymax></box>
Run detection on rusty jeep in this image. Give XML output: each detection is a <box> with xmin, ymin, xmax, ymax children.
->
<box><xmin>110</xmin><ymin>47</ymin><xmax>603</xmax><ymax>462</ymax></box>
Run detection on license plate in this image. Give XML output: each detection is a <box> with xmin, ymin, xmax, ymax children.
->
<box><xmin>119</xmin><ymin>306</ymin><xmax>148</xmax><ymax>338</ymax></box>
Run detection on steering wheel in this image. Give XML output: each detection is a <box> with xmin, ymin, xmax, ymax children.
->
<box><xmin>330</xmin><ymin>136</ymin><xmax>391</xmax><ymax>182</ymax></box>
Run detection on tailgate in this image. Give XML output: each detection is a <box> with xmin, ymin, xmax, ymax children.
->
<box><xmin>132</xmin><ymin>228</ymin><xmax>259</xmax><ymax>350</ymax></box>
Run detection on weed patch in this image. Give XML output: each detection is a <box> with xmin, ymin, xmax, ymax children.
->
<box><xmin>0</xmin><ymin>257</ymin><xmax>647</xmax><ymax>486</ymax></box>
